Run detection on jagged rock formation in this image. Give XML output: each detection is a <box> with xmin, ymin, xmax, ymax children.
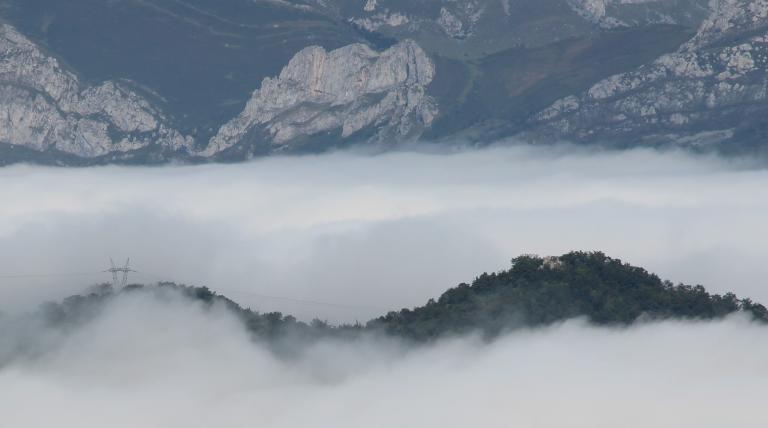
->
<box><xmin>337</xmin><ymin>0</ymin><xmax>711</xmax><ymax>59</ymax></box>
<box><xmin>0</xmin><ymin>19</ymin><xmax>437</xmax><ymax>161</ymax></box>
<box><xmin>204</xmin><ymin>40</ymin><xmax>437</xmax><ymax>156</ymax></box>
<box><xmin>566</xmin><ymin>0</ymin><xmax>709</xmax><ymax>28</ymax></box>
<box><xmin>4</xmin><ymin>0</ymin><xmax>768</xmax><ymax>163</ymax></box>
<box><xmin>340</xmin><ymin>0</ymin><xmax>593</xmax><ymax>58</ymax></box>
<box><xmin>684</xmin><ymin>0</ymin><xmax>768</xmax><ymax>49</ymax></box>
<box><xmin>0</xmin><ymin>24</ymin><xmax>192</xmax><ymax>158</ymax></box>
<box><xmin>530</xmin><ymin>0</ymin><xmax>768</xmax><ymax>148</ymax></box>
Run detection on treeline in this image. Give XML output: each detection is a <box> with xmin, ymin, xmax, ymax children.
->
<box><xmin>40</xmin><ymin>282</ymin><xmax>363</xmax><ymax>347</ymax></box>
<box><xmin>39</xmin><ymin>252</ymin><xmax>768</xmax><ymax>344</ymax></box>
<box><xmin>369</xmin><ymin>252</ymin><xmax>768</xmax><ymax>340</ymax></box>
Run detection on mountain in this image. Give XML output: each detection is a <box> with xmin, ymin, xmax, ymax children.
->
<box><xmin>2</xmin><ymin>0</ymin><xmax>768</xmax><ymax>163</ymax></box>
<box><xmin>370</xmin><ymin>252</ymin><xmax>768</xmax><ymax>340</ymax></box>
<box><xmin>26</xmin><ymin>252</ymin><xmax>768</xmax><ymax>348</ymax></box>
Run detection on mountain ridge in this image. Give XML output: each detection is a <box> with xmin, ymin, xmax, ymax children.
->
<box><xmin>22</xmin><ymin>252</ymin><xmax>768</xmax><ymax>349</ymax></box>
<box><xmin>3</xmin><ymin>0</ymin><xmax>768</xmax><ymax>163</ymax></box>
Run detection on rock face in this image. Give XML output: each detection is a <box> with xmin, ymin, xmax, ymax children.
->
<box><xmin>0</xmin><ymin>24</ymin><xmax>191</xmax><ymax>158</ymax></box>
<box><xmin>204</xmin><ymin>40</ymin><xmax>437</xmax><ymax>156</ymax></box>
<box><xmin>565</xmin><ymin>0</ymin><xmax>709</xmax><ymax>28</ymax></box>
<box><xmin>684</xmin><ymin>0</ymin><xmax>768</xmax><ymax>50</ymax></box>
<box><xmin>5</xmin><ymin>0</ymin><xmax>768</xmax><ymax>163</ymax></box>
<box><xmin>337</xmin><ymin>0</ymin><xmax>710</xmax><ymax>60</ymax></box>
<box><xmin>530</xmin><ymin>0</ymin><xmax>768</xmax><ymax>147</ymax></box>
<box><xmin>0</xmin><ymin>21</ymin><xmax>437</xmax><ymax>161</ymax></box>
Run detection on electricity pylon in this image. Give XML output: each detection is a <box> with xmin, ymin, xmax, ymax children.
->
<box><xmin>105</xmin><ymin>258</ymin><xmax>134</xmax><ymax>288</ymax></box>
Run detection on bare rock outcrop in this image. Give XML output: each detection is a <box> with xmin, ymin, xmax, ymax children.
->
<box><xmin>684</xmin><ymin>0</ymin><xmax>768</xmax><ymax>50</ymax></box>
<box><xmin>530</xmin><ymin>0</ymin><xmax>768</xmax><ymax>147</ymax></box>
<box><xmin>0</xmin><ymin>23</ymin><xmax>437</xmax><ymax>161</ymax></box>
<box><xmin>0</xmin><ymin>24</ymin><xmax>191</xmax><ymax>158</ymax></box>
<box><xmin>204</xmin><ymin>40</ymin><xmax>437</xmax><ymax>156</ymax></box>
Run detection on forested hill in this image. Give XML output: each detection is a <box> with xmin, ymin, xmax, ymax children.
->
<box><xmin>369</xmin><ymin>252</ymin><xmax>768</xmax><ymax>340</ymax></box>
<box><xmin>37</xmin><ymin>252</ymin><xmax>768</xmax><ymax>343</ymax></box>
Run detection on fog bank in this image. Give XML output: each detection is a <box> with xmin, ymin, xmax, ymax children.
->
<box><xmin>1</xmin><ymin>145</ymin><xmax>767</xmax><ymax>321</ymax></box>
<box><xmin>0</xmin><ymin>291</ymin><xmax>766</xmax><ymax>428</ymax></box>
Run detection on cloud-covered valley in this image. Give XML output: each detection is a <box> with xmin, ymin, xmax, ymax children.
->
<box><xmin>2</xmin><ymin>144</ymin><xmax>768</xmax><ymax>427</ymax></box>
<box><xmin>1</xmin><ymin>290</ymin><xmax>766</xmax><ymax>428</ymax></box>
<box><xmin>1</xmin><ymin>144</ymin><xmax>767</xmax><ymax>322</ymax></box>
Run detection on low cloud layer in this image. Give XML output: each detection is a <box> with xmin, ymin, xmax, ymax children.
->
<box><xmin>0</xmin><ymin>291</ymin><xmax>766</xmax><ymax>428</ymax></box>
<box><xmin>2</xmin><ymin>145</ymin><xmax>768</xmax><ymax>426</ymax></box>
<box><xmin>1</xmin><ymin>144</ymin><xmax>768</xmax><ymax>322</ymax></box>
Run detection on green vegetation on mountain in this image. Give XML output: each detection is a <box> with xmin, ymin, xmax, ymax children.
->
<box><xmin>37</xmin><ymin>252</ymin><xmax>768</xmax><ymax>347</ymax></box>
<box><xmin>370</xmin><ymin>252</ymin><xmax>768</xmax><ymax>340</ymax></box>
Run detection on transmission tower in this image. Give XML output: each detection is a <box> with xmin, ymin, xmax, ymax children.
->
<box><xmin>105</xmin><ymin>257</ymin><xmax>135</xmax><ymax>288</ymax></box>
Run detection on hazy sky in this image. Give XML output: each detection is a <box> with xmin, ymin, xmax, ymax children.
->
<box><xmin>1</xmin><ymin>144</ymin><xmax>767</xmax><ymax>322</ymax></box>
<box><xmin>1</xmin><ymin>290</ymin><xmax>766</xmax><ymax>428</ymax></box>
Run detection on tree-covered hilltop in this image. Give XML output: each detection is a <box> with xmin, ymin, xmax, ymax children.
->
<box><xmin>36</xmin><ymin>252</ymin><xmax>768</xmax><ymax>344</ymax></box>
<box><xmin>39</xmin><ymin>282</ymin><xmax>361</xmax><ymax>345</ymax></box>
<box><xmin>368</xmin><ymin>252</ymin><xmax>768</xmax><ymax>341</ymax></box>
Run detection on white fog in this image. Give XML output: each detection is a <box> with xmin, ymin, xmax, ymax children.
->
<box><xmin>1</xmin><ymin>145</ymin><xmax>766</xmax><ymax>322</ymax></box>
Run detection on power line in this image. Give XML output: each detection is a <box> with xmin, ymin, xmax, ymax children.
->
<box><xmin>226</xmin><ymin>289</ymin><xmax>389</xmax><ymax>312</ymax></box>
<box><xmin>0</xmin><ymin>259</ymin><xmax>132</xmax><ymax>284</ymax></box>
<box><xmin>133</xmin><ymin>272</ymin><xmax>388</xmax><ymax>312</ymax></box>
<box><xmin>132</xmin><ymin>271</ymin><xmax>169</xmax><ymax>281</ymax></box>
<box><xmin>0</xmin><ymin>258</ymin><xmax>134</xmax><ymax>288</ymax></box>
<box><xmin>0</xmin><ymin>271</ymin><xmax>104</xmax><ymax>279</ymax></box>
<box><xmin>0</xmin><ymin>266</ymin><xmax>390</xmax><ymax>313</ymax></box>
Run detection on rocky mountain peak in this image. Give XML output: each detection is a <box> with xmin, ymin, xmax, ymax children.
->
<box><xmin>0</xmin><ymin>24</ymin><xmax>78</xmax><ymax>101</ymax></box>
<box><xmin>204</xmin><ymin>39</ymin><xmax>437</xmax><ymax>155</ymax></box>
<box><xmin>4</xmin><ymin>0</ymin><xmax>768</xmax><ymax>163</ymax></box>
<box><xmin>0</xmin><ymin>24</ymin><xmax>192</xmax><ymax>159</ymax></box>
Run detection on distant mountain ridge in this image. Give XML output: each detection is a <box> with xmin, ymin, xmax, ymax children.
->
<box><xmin>3</xmin><ymin>0</ymin><xmax>768</xmax><ymax>163</ymax></box>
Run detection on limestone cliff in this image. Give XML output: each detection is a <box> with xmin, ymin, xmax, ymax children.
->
<box><xmin>5</xmin><ymin>0</ymin><xmax>768</xmax><ymax>163</ymax></box>
<box><xmin>0</xmin><ymin>24</ymin><xmax>192</xmax><ymax>158</ymax></box>
<box><xmin>0</xmin><ymin>23</ymin><xmax>437</xmax><ymax>161</ymax></box>
<box><xmin>204</xmin><ymin>40</ymin><xmax>437</xmax><ymax>156</ymax></box>
<box><xmin>530</xmin><ymin>0</ymin><xmax>768</xmax><ymax>148</ymax></box>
